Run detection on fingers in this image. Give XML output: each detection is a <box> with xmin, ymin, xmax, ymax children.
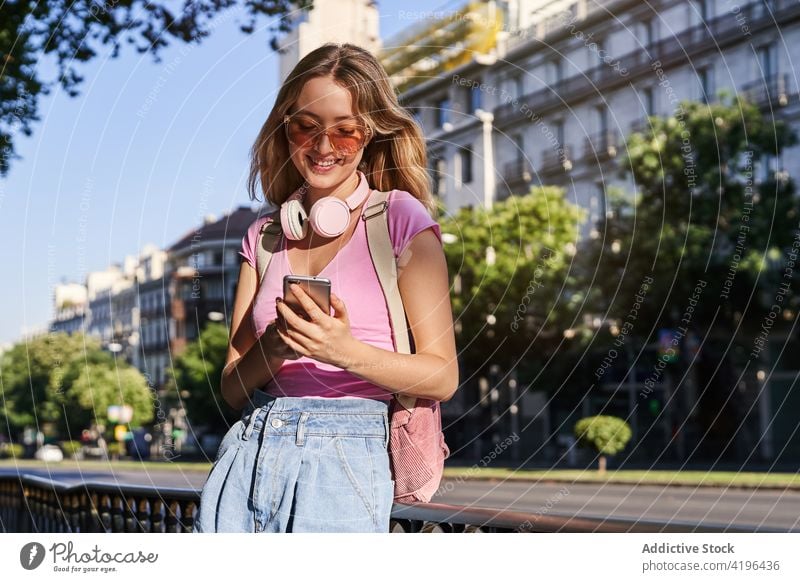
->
<box><xmin>276</xmin><ymin>323</ymin><xmax>305</xmax><ymax>357</ymax></box>
<box><xmin>330</xmin><ymin>292</ymin><xmax>348</xmax><ymax>322</ymax></box>
<box><xmin>277</xmin><ymin>296</ymin><xmax>316</xmax><ymax>335</ymax></box>
<box><xmin>288</xmin><ymin>283</ymin><xmax>325</xmax><ymax>322</ymax></box>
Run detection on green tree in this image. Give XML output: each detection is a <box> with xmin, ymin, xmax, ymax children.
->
<box><xmin>574</xmin><ymin>415</ymin><xmax>632</xmax><ymax>474</ymax></box>
<box><xmin>577</xmin><ymin>93</ymin><xmax>798</xmax><ymax>459</ymax></box>
<box><xmin>165</xmin><ymin>321</ymin><xmax>238</xmax><ymax>435</ymax></box>
<box><xmin>440</xmin><ymin>186</ymin><xmax>587</xmax><ymax>381</ymax></box>
<box><xmin>61</xmin><ymin>361</ymin><xmax>155</xmax><ymax>434</ymax></box>
<box><xmin>0</xmin><ymin>1</ymin><xmax>310</xmax><ymax>176</ymax></box>
<box><xmin>0</xmin><ymin>332</ymin><xmax>85</xmax><ymax>431</ymax></box>
<box><xmin>0</xmin><ymin>332</ymin><xmax>154</xmax><ymax>439</ymax></box>
<box><xmin>581</xmin><ymin>93</ymin><xmax>798</xmax><ymax>337</ymax></box>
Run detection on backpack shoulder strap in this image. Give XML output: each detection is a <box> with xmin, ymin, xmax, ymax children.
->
<box><xmin>363</xmin><ymin>189</ymin><xmax>417</xmax><ymax>411</ymax></box>
<box><xmin>255</xmin><ymin>210</ymin><xmax>282</xmax><ymax>287</ymax></box>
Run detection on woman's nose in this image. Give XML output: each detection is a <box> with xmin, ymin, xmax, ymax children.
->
<box><xmin>314</xmin><ymin>132</ymin><xmax>335</xmax><ymax>155</ymax></box>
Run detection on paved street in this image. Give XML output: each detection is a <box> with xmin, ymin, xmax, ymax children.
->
<box><xmin>3</xmin><ymin>466</ymin><xmax>798</xmax><ymax>531</ymax></box>
<box><xmin>434</xmin><ymin>478</ymin><xmax>800</xmax><ymax>531</ymax></box>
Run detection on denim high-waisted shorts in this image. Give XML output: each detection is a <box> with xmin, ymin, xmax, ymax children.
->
<box><xmin>193</xmin><ymin>389</ymin><xmax>395</xmax><ymax>533</ymax></box>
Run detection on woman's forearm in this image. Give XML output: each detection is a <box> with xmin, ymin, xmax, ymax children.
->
<box><xmin>338</xmin><ymin>337</ymin><xmax>458</xmax><ymax>401</ymax></box>
<box><xmin>221</xmin><ymin>339</ymin><xmax>285</xmax><ymax>411</ymax></box>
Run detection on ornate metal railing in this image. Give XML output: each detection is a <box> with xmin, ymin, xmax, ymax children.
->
<box><xmin>0</xmin><ymin>473</ymin><xmax>759</xmax><ymax>533</ymax></box>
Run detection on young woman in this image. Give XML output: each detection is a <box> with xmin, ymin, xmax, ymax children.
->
<box><xmin>192</xmin><ymin>43</ymin><xmax>458</xmax><ymax>533</ymax></box>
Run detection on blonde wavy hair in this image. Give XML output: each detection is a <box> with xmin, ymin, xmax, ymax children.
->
<box><xmin>246</xmin><ymin>42</ymin><xmax>437</xmax><ymax>217</ymax></box>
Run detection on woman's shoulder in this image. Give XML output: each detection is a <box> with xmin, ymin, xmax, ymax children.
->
<box><xmin>386</xmin><ymin>188</ymin><xmax>437</xmax><ymax>223</ymax></box>
<box><xmin>239</xmin><ymin>208</ymin><xmax>280</xmax><ymax>269</ymax></box>
<box><xmin>384</xmin><ymin>189</ymin><xmax>442</xmax><ymax>257</ymax></box>
<box><xmin>387</xmin><ymin>188</ymin><xmax>429</xmax><ymax>209</ymax></box>
<box><xmin>245</xmin><ymin>208</ymin><xmax>279</xmax><ymax>236</ymax></box>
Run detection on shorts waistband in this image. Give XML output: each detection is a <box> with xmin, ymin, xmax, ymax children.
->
<box><xmin>244</xmin><ymin>389</ymin><xmax>390</xmax><ymax>414</ymax></box>
<box><xmin>239</xmin><ymin>390</ymin><xmax>390</xmax><ymax>446</ymax></box>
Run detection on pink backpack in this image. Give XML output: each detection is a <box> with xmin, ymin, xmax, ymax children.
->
<box><xmin>255</xmin><ymin>187</ymin><xmax>450</xmax><ymax>503</ymax></box>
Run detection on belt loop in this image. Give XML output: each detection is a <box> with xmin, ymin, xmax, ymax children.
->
<box><xmin>242</xmin><ymin>407</ymin><xmax>265</xmax><ymax>441</ymax></box>
<box><xmin>296</xmin><ymin>412</ymin><xmax>309</xmax><ymax>446</ymax></box>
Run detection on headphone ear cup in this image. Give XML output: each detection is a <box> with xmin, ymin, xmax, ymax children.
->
<box><xmin>309</xmin><ymin>197</ymin><xmax>351</xmax><ymax>238</ymax></box>
<box><xmin>281</xmin><ymin>198</ymin><xmax>308</xmax><ymax>240</ymax></box>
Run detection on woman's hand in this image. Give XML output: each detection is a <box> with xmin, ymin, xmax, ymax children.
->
<box><xmin>259</xmin><ymin>319</ymin><xmax>302</xmax><ymax>360</ymax></box>
<box><xmin>275</xmin><ymin>283</ymin><xmax>356</xmax><ymax>368</ymax></box>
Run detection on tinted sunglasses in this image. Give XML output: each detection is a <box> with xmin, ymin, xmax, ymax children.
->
<box><xmin>283</xmin><ymin>113</ymin><xmax>372</xmax><ymax>156</ymax></box>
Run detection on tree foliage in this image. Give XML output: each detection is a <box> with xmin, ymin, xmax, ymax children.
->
<box><xmin>574</xmin><ymin>415</ymin><xmax>632</xmax><ymax>471</ymax></box>
<box><xmin>0</xmin><ymin>0</ymin><xmax>310</xmax><ymax>175</ymax></box>
<box><xmin>165</xmin><ymin>321</ymin><xmax>238</xmax><ymax>434</ymax></box>
<box><xmin>440</xmin><ymin>186</ymin><xmax>587</xmax><ymax>377</ymax></box>
<box><xmin>0</xmin><ymin>332</ymin><xmax>154</xmax><ymax>438</ymax></box>
<box><xmin>579</xmin><ymin>94</ymin><xmax>799</xmax><ymax>336</ymax></box>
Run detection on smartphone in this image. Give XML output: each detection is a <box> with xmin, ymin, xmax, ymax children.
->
<box><xmin>282</xmin><ymin>275</ymin><xmax>332</xmax><ymax>320</ymax></box>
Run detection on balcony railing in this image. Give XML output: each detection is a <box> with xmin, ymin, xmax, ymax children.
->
<box><xmin>740</xmin><ymin>73</ymin><xmax>791</xmax><ymax>107</ymax></box>
<box><xmin>503</xmin><ymin>158</ymin><xmax>534</xmax><ymax>184</ymax></box>
<box><xmin>629</xmin><ymin>117</ymin><xmax>654</xmax><ymax>134</ymax></box>
<box><xmin>494</xmin><ymin>0</ymin><xmax>800</xmax><ymax>126</ymax></box>
<box><xmin>0</xmin><ymin>473</ymin><xmax>753</xmax><ymax>533</ymax></box>
<box><xmin>583</xmin><ymin>130</ymin><xmax>619</xmax><ymax>160</ymax></box>
<box><xmin>540</xmin><ymin>146</ymin><xmax>573</xmax><ymax>174</ymax></box>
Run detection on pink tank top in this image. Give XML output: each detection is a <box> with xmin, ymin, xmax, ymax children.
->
<box><xmin>238</xmin><ymin>187</ymin><xmax>442</xmax><ymax>400</ymax></box>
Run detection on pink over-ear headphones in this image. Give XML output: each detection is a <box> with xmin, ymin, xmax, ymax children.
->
<box><xmin>280</xmin><ymin>170</ymin><xmax>371</xmax><ymax>240</ymax></box>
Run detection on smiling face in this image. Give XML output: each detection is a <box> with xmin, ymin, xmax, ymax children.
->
<box><xmin>286</xmin><ymin>76</ymin><xmax>371</xmax><ymax>196</ymax></box>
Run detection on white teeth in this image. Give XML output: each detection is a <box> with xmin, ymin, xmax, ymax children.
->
<box><xmin>310</xmin><ymin>157</ymin><xmax>339</xmax><ymax>167</ymax></box>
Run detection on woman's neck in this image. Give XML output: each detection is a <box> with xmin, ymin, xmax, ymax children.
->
<box><xmin>304</xmin><ymin>171</ymin><xmax>360</xmax><ymax>211</ymax></box>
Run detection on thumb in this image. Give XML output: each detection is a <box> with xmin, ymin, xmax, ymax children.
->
<box><xmin>330</xmin><ymin>292</ymin><xmax>348</xmax><ymax>321</ymax></box>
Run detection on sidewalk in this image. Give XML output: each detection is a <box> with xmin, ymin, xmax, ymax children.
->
<box><xmin>441</xmin><ymin>465</ymin><xmax>800</xmax><ymax>491</ymax></box>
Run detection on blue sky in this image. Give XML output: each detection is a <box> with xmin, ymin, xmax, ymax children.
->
<box><xmin>0</xmin><ymin>0</ymin><xmax>441</xmax><ymax>346</ymax></box>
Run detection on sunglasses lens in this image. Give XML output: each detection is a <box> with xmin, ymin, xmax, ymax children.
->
<box><xmin>286</xmin><ymin>117</ymin><xmax>367</xmax><ymax>155</ymax></box>
<box><xmin>286</xmin><ymin>119</ymin><xmax>318</xmax><ymax>147</ymax></box>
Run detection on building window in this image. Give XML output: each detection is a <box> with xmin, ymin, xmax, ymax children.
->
<box><xmin>431</xmin><ymin>157</ymin><xmax>446</xmax><ymax>196</ymax></box>
<box><xmin>191</xmin><ymin>251</ymin><xmax>205</xmax><ymax>269</ymax></box>
<box><xmin>547</xmin><ymin>58</ymin><xmax>563</xmax><ymax>85</ymax></box>
<box><xmin>698</xmin><ymin>67</ymin><xmax>714</xmax><ymax>103</ymax></box>
<box><xmin>469</xmin><ymin>83</ymin><xmax>482</xmax><ymax>114</ymax></box>
<box><xmin>555</xmin><ymin>120</ymin><xmax>565</xmax><ymax>150</ymax></box>
<box><xmin>591</xmin><ymin>38</ymin><xmax>606</xmax><ymax>65</ymax></box>
<box><xmin>595</xmin><ymin>105</ymin><xmax>608</xmax><ymax>135</ymax></box>
<box><xmin>641</xmin><ymin>19</ymin><xmax>655</xmax><ymax>47</ymax></box>
<box><xmin>513</xmin><ymin>133</ymin><xmax>524</xmax><ymax>161</ymax></box>
<box><xmin>436</xmin><ymin>97</ymin><xmax>450</xmax><ymax>128</ymax></box>
<box><xmin>514</xmin><ymin>75</ymin><xmax>523</xmax><ymax>99</ymax></box>
<box><xmin>695</xmin><ymin>0</ymin><xmax>711</xmax><ymax>22</ymax></box>
<box><xmin>459</xmin><ymin>146</ymin><xmax>473</xmax><ymax>185</ymax></box>
<box><xmin>757</xmin><ymin>43</ymin><xmax>777</xmax><ymax>80</ymax></box>
<box><xmin>755</xmin><ymin>0</ymin><xmax>776</xmax><ymax>17</ymax></box>
<box><xmin>643</xmin><ymin>86</ymin><xmax>655</xmax><ymax>116</ymax></box>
